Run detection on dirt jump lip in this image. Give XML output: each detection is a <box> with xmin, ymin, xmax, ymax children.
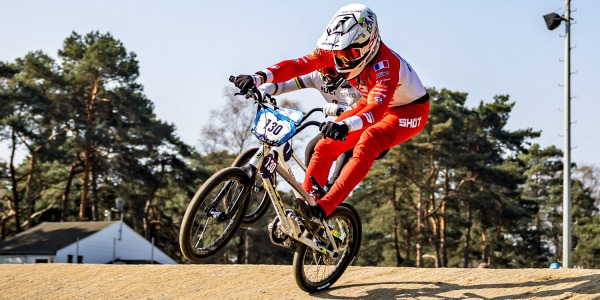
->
<box><xmin>1</xmin><ymin>264</ymin><xmax>599</xmax><ymax>299</ymax></box>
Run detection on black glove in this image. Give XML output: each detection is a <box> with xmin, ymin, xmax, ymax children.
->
<box><xmin>234</xmin><ymin>75</ymin><xmax>258</xmax><ymax>93</ymax></box>
<box><xmin>320</xmin><ymin>121</ymin><xmax>349</xmax><ymax>141</ymax></box>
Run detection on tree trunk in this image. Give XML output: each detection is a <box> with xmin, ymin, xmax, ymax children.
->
<box><xmin>463</xmin><ymin>201</ymin><xmax>472</xmax><ymax>268</ymax></box>
<box><xmin>440</xmin><ymin>200</ymin><xmax>447</xmax><ymax>267</ymax></box>
<box><xmin>61</xmin><ymin>163</ymin><xmax>79</xmax><ymax>221</ymax></box>
<box><xmin>79</xmin><ymin>76</ymin><xmax>100</xmax><ymax>220</ymax></box>
<box><xmin>9</xmin><ymin>129</ymin><xmax>22</xmax><ymax>232</ymax></box>
<box><xmin>91</xmin><ymin>168</ymin><xmax>98</xmax><ymax>221</ymax></box>
<box><xmin>481</xmin><ymin>230</ymin><xmax>488</xmax><ymax>266</ymax></box>
<box><xmin>79</xmin><ymin>142</ymin><xmax>91</xmax><ymax>220</ymax></box>
<box><xmin>25</xmin><ymin>149</ymin><xmax>39</xmax><ymax>229</ymax></box>
<box><xmin>144</xmin><ymin>199</ymin><xmax>152</xmax><ymax>239</ymax></box>
<box><xmin>393</xmin><ymin>219</ymin><xmax>405</xmax><ymax>266</ymax></box>
<box><xmin>144</xmin><ymin>159</ymin><xmax>166</xmax><ymax>240</ymax></box>
<box><xmin>429</xmin><ymin>214</ymin><xmax>441</xmax><ymax>268</ymax></box>
<box><xmin>416</xmin><ymin>187</ymin><xmax>423</xmax><ymax>268</ymax></box>
<box><xmin>404</xmin><ymin>227</ymin><xmax>412</xmax><ymax>264</ymax></box>
<box><xmin>1</xmin><ymin>213</ymin><xmax>15</xmax><ymax>241</ymax></box>
<box><xmin>0</xmin><ymin>219</ymin><xmax>5</xmax><ymax>241</ymax></box>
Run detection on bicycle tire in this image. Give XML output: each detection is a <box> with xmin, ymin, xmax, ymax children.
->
<box><xmin>179</xmin><ymin>167</ymin><xmax>251</xmax><ymax>261</ymax></box>
<box><xmin>338</xmin><ymin>203</ymin><xmax>362</xmax><ymax>259</ymax></box>
<box><xmin>231</xmin><ymin>147</ymin><xmax>271</xmax><ymax>227</ymax></box>
<box><xmin>292</xmin><ymin>205</ymin><xmax>362</xmax><ymax>293</ymax></box>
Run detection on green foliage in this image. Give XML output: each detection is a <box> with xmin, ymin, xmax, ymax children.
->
<box><xmin>0</xmin><ymin>31</ymin><xmax>210</xmax><ymax>261</ymax></box>
<box><xmin>1</xmin><ymin>33</ymin><xmax>599</xmax><ymax>267</ymax></box>
<box><xmin>351</xmin><ymin>88</ymin><xmax>599</xmax><ymax>269</ymax></box>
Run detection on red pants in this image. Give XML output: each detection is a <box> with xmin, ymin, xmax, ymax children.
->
<box><xmin>303</xmin><ymin>100</ymin><xmax>430</xmax><ymax>215</ymax></box>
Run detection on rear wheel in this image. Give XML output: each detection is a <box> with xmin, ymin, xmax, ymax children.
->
<box><xmin>231</xmin><ymin>147</ymin><xmax>271</xmax><ymax>227</ymax></box>
<box><xmin>179</xmin><ymin>167</ymin><xmax>251</xmax><ymax>261</ymax></box>
<box><xmin>293</xmin><ymin>205</ymin><xmax>361</xmax><ymax>293</ymax></box>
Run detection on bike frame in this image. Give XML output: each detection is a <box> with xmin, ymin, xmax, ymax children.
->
<box><xmin>245</xmin><ymin>133</ymin><xmax>342</xmax><ymax>258</ymax></box>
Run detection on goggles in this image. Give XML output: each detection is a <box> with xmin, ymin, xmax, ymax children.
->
<box><xmin>320</xmin><ymin>67</ymin><xmax>338</xmax><ymax>84</ymax></box>
<box><xmin>332</xmin><ymin>48</ymin><xmax>362</xmax><ymax>66</ymax></box>
<box><xmin>319</xmin><ymin>67</ymin><xmax>344</xmax><ymax>91</ymax></box>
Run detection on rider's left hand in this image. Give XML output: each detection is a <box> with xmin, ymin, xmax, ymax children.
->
<box><xmin>320</xmin><ymin>121</ymin><xmax>349</xmax><ymax>141</ymax></box>
<box><xmin>322</xmin><ymin>103</ymin><xmax>346</xmax><ymax>117</ymax></box>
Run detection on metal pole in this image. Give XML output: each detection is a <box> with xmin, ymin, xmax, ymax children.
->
<box><xmin>112</xmin><ymin>238</ymin><xmax>116</xmax><ymax>263</ymax></box>
<box><xmin>151</xmin><ymin>237</ymin><xmax>155</xmax><ymax>264</ymax></box>
<box><xmin>76</xmin><ymin>237</ymin><xmax>80</xmax><ymax>264</ymax></box>
<box><xmin>562</xmin><ymin>0</ymin><xmax>572</xmax><ymax>269</ymax></box>
<box><xmin>118</xmin><ymin>216</ymin><xmax>123</xmax><ymax>241</ymax></box>
<box><xmin>244</xmin><ymin>229</ymin><xmax>249</xmax><ymax>265</ymax></box>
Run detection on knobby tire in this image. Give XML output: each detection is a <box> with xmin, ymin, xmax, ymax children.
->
<box><xmin>179</xmin><ymin>167</ymin><xmax>251</xmax><ymax>261</ymax></box>
<box><xmin>292</xmin><ymin>205</ymin><xmax>362</xmax><ymax>293</ymax></box>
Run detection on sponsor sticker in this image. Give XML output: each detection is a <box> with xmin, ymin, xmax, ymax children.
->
<box><xmin>399</xmin><ymin>117</ymin><xmax>422</xmax><ymax>128</ymax></box>
<box><xmin>376</xmin><ymin>71</ymin><xmax>390</xmax><ymax>78</ymax></box>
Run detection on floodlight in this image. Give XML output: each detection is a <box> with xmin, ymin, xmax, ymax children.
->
<box><xmin>544</xmin><ymin>13</ymin><xmax>564</xmax><ymax>30</ymax></box>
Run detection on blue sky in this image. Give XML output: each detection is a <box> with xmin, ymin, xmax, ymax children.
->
<box><xmin>2</xmin><ymin>1</ymin><xmax>599</xmax><ymax>168</ymax></box>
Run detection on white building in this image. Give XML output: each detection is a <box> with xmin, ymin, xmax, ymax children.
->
<box><xmin>0</xmin><ymin>221</ymin><xmax>176</xmax><ymax>264</ymax></box>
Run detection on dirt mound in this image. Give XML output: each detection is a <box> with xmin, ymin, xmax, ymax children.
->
<box><xmin>1</xmin><ymin>264</ymin><xmax>599</xmax><ymax>299</ymax></box>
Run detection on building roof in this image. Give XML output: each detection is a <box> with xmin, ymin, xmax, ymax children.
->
<box><xmin>0</xmin><ymin>222</ymin><xmax>115</xmax><ymax>255</ymax></box>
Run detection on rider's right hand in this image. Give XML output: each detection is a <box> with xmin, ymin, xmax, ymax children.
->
<box><xmin>320</xmin><ymin>121</ymin><xmax>349</xmax><ymax>141</ymax></box>
<box><xmin>234</xmin><ymin>74</ymin><xmax>263</xmax><ymax>93</ymax></box>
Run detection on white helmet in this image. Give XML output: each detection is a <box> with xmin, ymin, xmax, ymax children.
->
<box><xmin>317</xmin><ymin>3</ymin><xmax>381</xmax><ymax>80</ymax></box>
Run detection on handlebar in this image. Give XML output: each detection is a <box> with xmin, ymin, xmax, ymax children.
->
<box><xmin>229</xmin><ymin>75</ymin><xmax>345</xmax><ymax>141</ymax></box>
<box><xmin>290</xmin><ymin>120</ymin><xmax>322</xmax><ymax>141</ymax></box>
<box><xmin>229</xmin><ymin>75</ymin><xmax>268</xmax><ymax>103</ymax></box>
<box><xmin>229</xmin><ymin>75</ymin><xmax>344</xmax><ymax>116</ymax></box>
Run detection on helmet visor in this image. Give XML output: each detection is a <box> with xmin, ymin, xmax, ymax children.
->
<box><xmin>332</xmin><ymin>48</ymin><xmax>362</xmax><ymax>68</ymax></box>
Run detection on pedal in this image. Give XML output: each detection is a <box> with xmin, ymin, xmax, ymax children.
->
<box><xmin>292</xmin><ymin>198</ymin><xmax>321</xmax><ymax>234</ymax></box>
<box><xmin>286</xmin><ymin>211</ymin><xmax>304</xmax><ymax>239</ymax></box>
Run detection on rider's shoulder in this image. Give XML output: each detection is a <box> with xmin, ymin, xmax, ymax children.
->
<box><xmin>368</xmin><ymin>45</ymin><xmax>400</xmax><ymax>70</ymax></box>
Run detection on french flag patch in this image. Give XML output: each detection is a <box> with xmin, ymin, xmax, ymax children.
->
<box><xmin>373</xmin><ymin>60</ymin><xmax>389</xmax><ymax>71</ymax></box>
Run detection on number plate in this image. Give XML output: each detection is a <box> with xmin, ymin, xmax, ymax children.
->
<box><xmin>251</xmin><ymin>107</ymin><xmax>303</xmax><ymax>146</ymax></box>
<box><xmin>260</xmin><ymin>153</ymin><xmax>278</xmax><ymax>179</ymax></box>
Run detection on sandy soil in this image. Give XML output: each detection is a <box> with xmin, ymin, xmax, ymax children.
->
<box><xmin>1</xmin><ymin>264</ymin><xmax>599</xmax><ymax>299</ymax></box>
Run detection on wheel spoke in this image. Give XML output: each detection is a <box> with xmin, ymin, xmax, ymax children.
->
<box><xmin>293</xmin><ymin>206</ymin><xmax>361</xmax><ymax>292</ymax></box>
<box><xmin>179</xmin><ymin>167</ymin><xmax>250</xmax><ymax>261</ymax></box>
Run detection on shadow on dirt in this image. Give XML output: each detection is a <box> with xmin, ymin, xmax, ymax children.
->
<box><xmin>311</xmin><ymin>274</ymin><xmax>600</xmax><ymax>299</ymax></box>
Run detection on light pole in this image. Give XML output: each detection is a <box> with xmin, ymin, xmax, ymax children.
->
<box><xmin>543</xmin><ymin>0</ymin><xmax>573</xmax><ymax>268</ymax></box>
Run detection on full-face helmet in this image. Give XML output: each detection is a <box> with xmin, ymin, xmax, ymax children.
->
<box><xmin>317</xmin><ymin>3</ymin><xmax>381</xmax><ymax>80</ymax></box>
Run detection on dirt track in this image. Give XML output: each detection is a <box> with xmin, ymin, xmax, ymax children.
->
<box><xmin>1</xmin><ymin>264</ymin><xmax>599</xmax><ymax>299</ymax></box>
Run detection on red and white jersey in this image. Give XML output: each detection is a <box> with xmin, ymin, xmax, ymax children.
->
<box><xmin>260</xmin><ymin>42</ymin><xmax>427</xmax><ymax>130</ymax></box>
<box><xmin>259</xmin><ymin>70</ymin><xmax>361</xmax><ymax>106</ymax></box>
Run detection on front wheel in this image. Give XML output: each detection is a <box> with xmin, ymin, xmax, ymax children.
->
<box><xmin>293</xmin><ymin>205</ymin><xmax>362</xmax><ymax>293</ymax></box>
<box><xmin>179</xmin><ymin>167</ymin><xmax>251</xmax><ymax>261</ymax></box>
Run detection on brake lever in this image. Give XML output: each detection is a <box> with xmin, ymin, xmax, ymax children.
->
<box><xmin>228</xmin><ymin>75</ymin><xmax>265</xmax><ymax>102</ymax></box>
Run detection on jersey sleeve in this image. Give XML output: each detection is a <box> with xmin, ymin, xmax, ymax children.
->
<box><xmin>259</xmin><ymin>71</ymin><xmax>320</xmax><ymax>96</ymax></box>
<box><xmin>259</xmin><ymin>49</ymin><xmax>334</xmax><ymax>84</ymax></box>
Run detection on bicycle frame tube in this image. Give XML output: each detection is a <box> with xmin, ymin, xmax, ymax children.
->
<box><xmin>246</xmin><ymin>137</ymin><xmax>339</xmax><ymax>256</ymax></box>
<box><xmin>261</xmin><ymin>146</ymin><xmax>339</xmax><ymax>256</ymax></box>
